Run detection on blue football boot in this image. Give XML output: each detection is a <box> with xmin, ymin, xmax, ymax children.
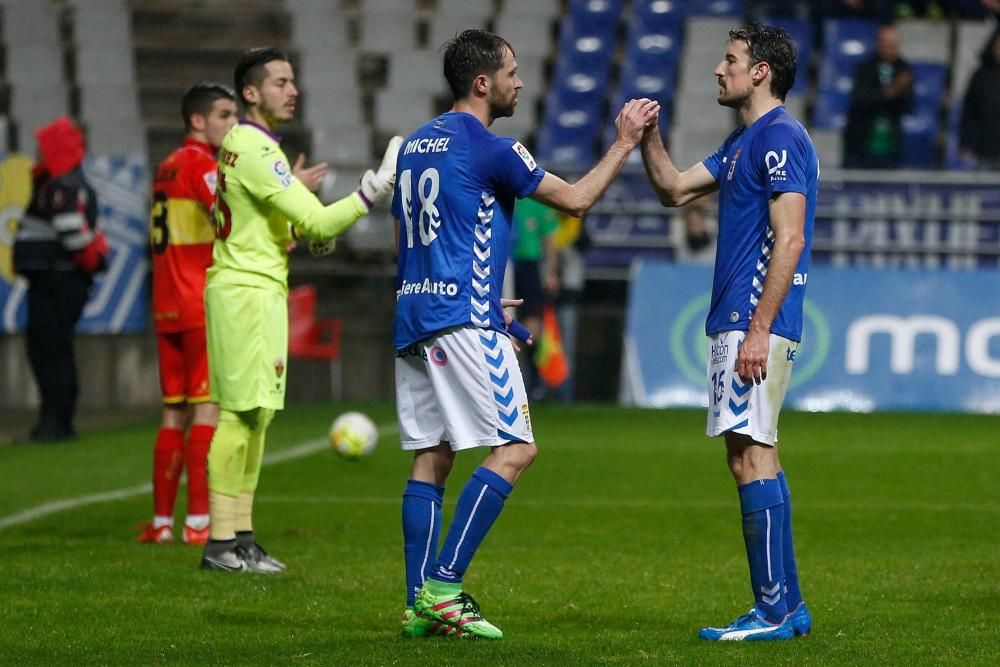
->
<box><xmin>786</xmin><ymin>601</ymin><xmax>812</xmax><ymax>636</ymax></box>
<box><xmin>698</xmin><ymin>607</ymin><xmax>794</xmax><ymax>641</ymax></box>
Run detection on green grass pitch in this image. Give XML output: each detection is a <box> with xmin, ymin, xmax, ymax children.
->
<box><xmin>1</xmin><ymin>403</ymin><xmax>998</xmax><ymax>665</ymax></box>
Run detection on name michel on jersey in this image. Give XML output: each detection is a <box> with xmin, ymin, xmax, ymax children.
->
<box><xmin>396</xmin><ymin>277</ymin><xmax>459</xmax><ymax>299</ymax></box>
<box><xmin>403</xmin><ymin>137</ymin><xmax>451</xmax><ymax>155</ymax></box>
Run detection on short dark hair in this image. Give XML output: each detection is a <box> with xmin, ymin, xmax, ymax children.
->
<box><xmin>729</xmin><ymin>23</ymin><xmax>797</xmax><ymax>101</ymax></box>
<box><xmin>181</xmin><ymin>81</ymin><xmax>236</xmax><ymax>131</ymax></box>
<box><xmin>442</xmin><ymin>29</ymin><xmax>514</xmax><ymax>101</ymax></box>
<box><xmin>233</xmin><ymin>47</ymin><xmax>289</xmax><ymax>105</ymax></box>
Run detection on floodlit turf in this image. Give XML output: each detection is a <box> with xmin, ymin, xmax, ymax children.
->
<box><xmin>1</xmin><ymin>403</ymin><xmax>998</xmax><ymax>665</ymax></box>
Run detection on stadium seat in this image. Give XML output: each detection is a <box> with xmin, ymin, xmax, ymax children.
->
<box><xmin>375</xmin><ymin>89</ymin><xmax>436</xmax><ymax>135</ymax></box>
<box><xmin>822</xmin><ymin>18</ymin><xmax>879</xmax><ymax>69</ymax></box>
<box><xmin>898</xmin><ymin>19</ymin><xmax>949</xmax><ymax>63</ymax></box>
<box><xmin>427</xmin><ymin>12</ymin><xmax>493</xmax><ymax>52</ymax></box>
<box><xmin>492</xmin><ymin>15</ymin><xmax>555</xmax><ymax>58</ymax></box>
<box><xmin>359</xmin><ymin>11</ymin><xmax>417</xmax><ymax>53</ymax></box>
<box><xmin>312</xmin><ymin>124</ymin><xmax>372</xmax><ymax>164</ymax></box>
<box><xmin>535</xmin><ymin>106</ymin><xmax>601</xmax><ymax>166</ymax></box>
<box><xmin>901</xmin><ymin>110</ymin><xmax>939</xmax><ymax>168</ymax></box>
<box><xmin>687</xmin><ymin>0</ymin><xmax>745</xmax><ymax>17</ymax></box>
<box><xmin>812</xmin><ymin>89</ymin><xmax>851</xmax><ymax>130</ymax></box>
<box><xmin>288</xmin><ymin>283</ymin><xmax>343</xmax><ymax>399</ymax></box>
<box><xmin>565</xmin><ymin>0</ymin><xmax>624</xmax><ymax>41</ymax></box>
<box><xmin>386</xmin><ymin>52</ymin><xmax>447</xmax><ymax>94</ymax></box>
<box><xmin>909</xmin><ymin>62</ymin><xmax>947</xmax><ymax>113</ymax></box>
<box><xmin>303</xmin><ymin>84</ymin><xmax>365</xmax><ymax>129</ymax></box>
<box><xmin>503</xmin><ymin>0</ymin><xmax>562</xmax><ymax>19</ymax></box>
<box><xmin>632</xmin><ymin>0</ymin><xmax>686</xmax><ymax>34</ymax></box>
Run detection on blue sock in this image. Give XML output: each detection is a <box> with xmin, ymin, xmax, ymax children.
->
<box><xmin>402</xmin><ymin>479</ymin><xmax>444</xmax><ymax>606</ymax></box>
<box><xmin>777</xmin><ymin>471</ymin><xmax>803</xmax><ymax>610</ymax></box>
<box><xmin>739</xmin><ymin>478</ymin><xmax>787</xmax><ymax>623</ymax></box>
<box><xmin>430</xmin><ymin>467</ymin><xmax>513</xmax><ymax>584</ymax></box>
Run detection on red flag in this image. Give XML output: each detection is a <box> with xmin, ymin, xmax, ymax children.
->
<box><xmin>534</xmin><ymin>305</ymin><xmax>570</xmax><ymax>387</ymax></box>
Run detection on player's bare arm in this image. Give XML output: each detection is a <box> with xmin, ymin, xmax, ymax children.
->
<box><xmin>640</xmin><ymin>124</ymin><xmax>719</xmax><ymax>207</ymax></box>
<box><xmin>736</xmin><ymin>191</ymin><xmax>806</xmax><ymax>384</ymax></box>
<box><xmin>531</xmin><ymin>98</ymin><xmax>659</xmax><ymax>217</ymax></box>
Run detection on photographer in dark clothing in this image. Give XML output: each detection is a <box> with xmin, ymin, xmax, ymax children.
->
<box><xmin>13</xmin><ymin>116</ymin><xmax>107</xmax><ymax>442</ymax></box>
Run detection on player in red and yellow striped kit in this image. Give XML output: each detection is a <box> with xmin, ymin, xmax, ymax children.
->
<box><xmin>137</xmin><ymin>82</ymin><xmax>238</xmax><ymax>545</ymax></box>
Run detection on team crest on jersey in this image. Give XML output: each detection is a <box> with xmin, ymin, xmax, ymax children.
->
<box><xmin>274</xmin><ymin>357</ymin><xmax>285</xmax><ymax>378</ymax></box>
<box><xmin>271</xmin><ymin>159</ymin><xmax>293</xmax><ymax>188</ymax></box>
<box><xmin>727</xmin><ymin>149</ymin><xmax>741</xmax><ymax>181</ymax></box>
<box><xmin>430</xmin><ymin>346</ymin><xmax>448</xmax><ymax>366</ymax></box>
<box><xmin>512</xmin><ymin>141</ymin><xmax>537</xmax><ymax>171</ymax></box>
<box><xmin>203</xmin><ymin>170</ymin><xmax>218</xmax><ymax>194</ymax></box>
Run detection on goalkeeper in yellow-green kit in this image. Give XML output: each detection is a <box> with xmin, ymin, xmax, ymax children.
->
<box><xmin>200</xmin><ymin>47</ymin><xmax>402</xmax><ymax>572</ymax></box>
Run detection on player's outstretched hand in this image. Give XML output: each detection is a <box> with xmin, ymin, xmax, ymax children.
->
<box><xmin>359</xmin><ymin>135</ymin><xmax>404</xmax><ymax>208</ymax></box>
<box><xmin>615</xmin><ymin>98</ymin><xmax>660</xmax><ymax>147</ymax></box>
<box><xmin>293</xmin><ymin>154</ymin><xmax>328</xmax><ymax>192</ymax></box>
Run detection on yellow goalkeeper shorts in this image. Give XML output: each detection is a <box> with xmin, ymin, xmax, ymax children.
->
<box><xmin>205</xmin><ymin>282</ymin><xmax>288</xmax><ymax>412</ymax></box>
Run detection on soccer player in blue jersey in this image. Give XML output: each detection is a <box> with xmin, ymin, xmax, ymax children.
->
<box><xmin>640</xmin><ymin>23</ymin><xmax>815</xmax><ymax>641</ymax></box>
<box><xmin>393</xmin><ymin>29</ymin><xmax>659</xmax><ymax>639</ymax></box>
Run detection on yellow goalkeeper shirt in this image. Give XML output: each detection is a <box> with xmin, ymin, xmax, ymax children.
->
<box><xmin>208</xmin><ymin>119</ymin><xmax>367</xmax><ymax>293</ymax></box>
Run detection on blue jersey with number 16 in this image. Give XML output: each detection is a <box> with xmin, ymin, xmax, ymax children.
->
<box><xmin>391</xmin><ymin>111</ymin><xmax>545</xmax><ymax>350</ymax></box>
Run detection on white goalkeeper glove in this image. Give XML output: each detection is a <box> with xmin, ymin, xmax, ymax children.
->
<box><xmin>358</xmin><ymin>135</ymin><xmax>403</xmax><ymax>209</ymax></box>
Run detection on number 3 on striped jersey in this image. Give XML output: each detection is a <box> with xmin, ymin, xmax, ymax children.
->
<box><xmin>399</xmin><ymin>167</ymin><xmax>441</xmax><ymax>248</ymax></box>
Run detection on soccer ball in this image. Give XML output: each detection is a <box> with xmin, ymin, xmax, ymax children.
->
<box><xmin>329</xmin><ymin>412</ymin><xmax>378</xmax><ymax>459</ymax></box>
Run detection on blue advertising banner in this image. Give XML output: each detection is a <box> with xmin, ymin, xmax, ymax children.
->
<box><xmin>622</xmin><ymin>261</ymin><xmax>1000</xmax><ymax>414</ymax></box>
<box><xmin>0</xmin><ymin>154</ymin><xmax>150</xmax><ymax>334</ymax></box>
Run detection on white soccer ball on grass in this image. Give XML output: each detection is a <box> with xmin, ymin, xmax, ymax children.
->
<box><xmin>329</xmin><ymin>411</ymin><xmax>378</xmax><ymax>459</ymax></box>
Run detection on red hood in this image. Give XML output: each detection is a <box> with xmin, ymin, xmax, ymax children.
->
<box><xmin>35</xmin><ymin>116</ymin><xmax>85</xmax><ymax>177</ymax></box>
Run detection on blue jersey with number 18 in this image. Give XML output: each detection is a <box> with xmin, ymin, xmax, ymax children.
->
<box><xmin>391</xmin><ymin>111</ymin><xmax>545</xmax><ymax>350</ymax></box>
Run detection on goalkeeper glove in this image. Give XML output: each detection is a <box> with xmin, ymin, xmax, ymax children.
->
<box><xmin>357</xmin><ymin>135</ymin><xmax>403</xmax><ymax>210</ymax></box>
<box><xmin>308</xmin><ymin>237</ymin><xmax>336</xmax><ymax>257</ymax></box>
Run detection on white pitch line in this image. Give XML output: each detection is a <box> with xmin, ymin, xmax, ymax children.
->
<box><xmin>0</xmin><ymin>425</ymin><xmax>397</xmax><ymax>532</ymax></box>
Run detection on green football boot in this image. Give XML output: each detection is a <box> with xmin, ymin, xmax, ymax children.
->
<box><xmin>413</xmin><ymin>581</ymin><xmax>503</xmax><ymax>640</ymax></box>
<box><xmin>400</xmin><ymin>608</ymin><xmax>465</xmax><ymax>638</ymax></box>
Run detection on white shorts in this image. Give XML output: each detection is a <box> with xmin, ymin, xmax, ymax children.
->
<box><xmin>705</xmin><ymin>330</ymin><xmax>797</xmax><ymax>446</ymax></box>
<box><xmin>395</xmin><ymin>327</ymin><xmax>535</xmax><ymax>451</ymax></box>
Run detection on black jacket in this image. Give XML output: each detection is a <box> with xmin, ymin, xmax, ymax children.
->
<box><xmin>843</xmin><ymin>57</ymin><xmax>914</xmax><ymax>167</ymax></box>
<box><xmin>14</xmin><ymin>167</ymin><xmax>100</xmax><ymax>274</ymax></box>
<box><xmin>959</xmin><ymin>55</ymin><xmax>1000</xmax><ymax>160</ymax></box>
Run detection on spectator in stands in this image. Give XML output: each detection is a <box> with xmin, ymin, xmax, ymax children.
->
<box><xmin>843</xmin><ymin>24</ymin><xmax>914</xmax><ymax>169</ymax></box>
<box><xmin>674</xmin><ymin>201</ymin><xmax>717</xmax><ymax>265</ymax></box>
<box><xmin>13</xmin><ymin>117</ymin><xmax>108</xmax><ymax>442</ymax></box>
<box><xmin>512</xmin><ymin>197</ymin><xmax>560</xmax><ymax>400</ymax></box>
<box><xmin>959</xmin><ymin>28</ymin><xmax>1000</xmax><ymax>170</ymax></box>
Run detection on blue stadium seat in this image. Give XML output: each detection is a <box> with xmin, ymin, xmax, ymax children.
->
<box><xmin>909</xmin><ymin>62</ymin><xmax>946</xmax><ymax>113</ymax></box>
<box><xmin>632</xmin><ymin>0</ymin><xmax>686</xmax><ymax>34</ymax></box>
<box><xmin>818</xmin><ymin>18</ymin><xmax>879</xmax><ymax>94</ymax></box>
<box><xmin>901</xmin><ymin>110</ymin><xmax>939</xmax><ymax>168</ymax></box>
<box><xmin>536</xmin><ymin>107</ymin><xmax>601</xmax><ymax>165</ymax></box>
<box><xmin>566</xmin><ymin>0</ymin><xmax>624</xmax><ymax>40</ymax></box>
<box><xmin>813</xmin><ymin>90</ymin><xmax>851</xmax><ymax>130</ymax></box>
<box><xmin>687</xmin><ymin>0</ymin><xmax>744</xmax><ymax>17</ymax></box>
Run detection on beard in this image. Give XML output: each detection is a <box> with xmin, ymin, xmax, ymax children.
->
<box><xmin>489</xmin><ymin>93</ymin><xmax>517</xmax><ymax>120</ymax></box>
<box><xmin>716</xmin><ymin>85</ymin><xmax>750</xmax><ymax>109</ymax></box>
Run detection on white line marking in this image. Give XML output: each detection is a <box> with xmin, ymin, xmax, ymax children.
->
<box><xmin>0</xmin><ymin>425</ymin><xmax>398</xmax><ymax>531</ymax></box>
